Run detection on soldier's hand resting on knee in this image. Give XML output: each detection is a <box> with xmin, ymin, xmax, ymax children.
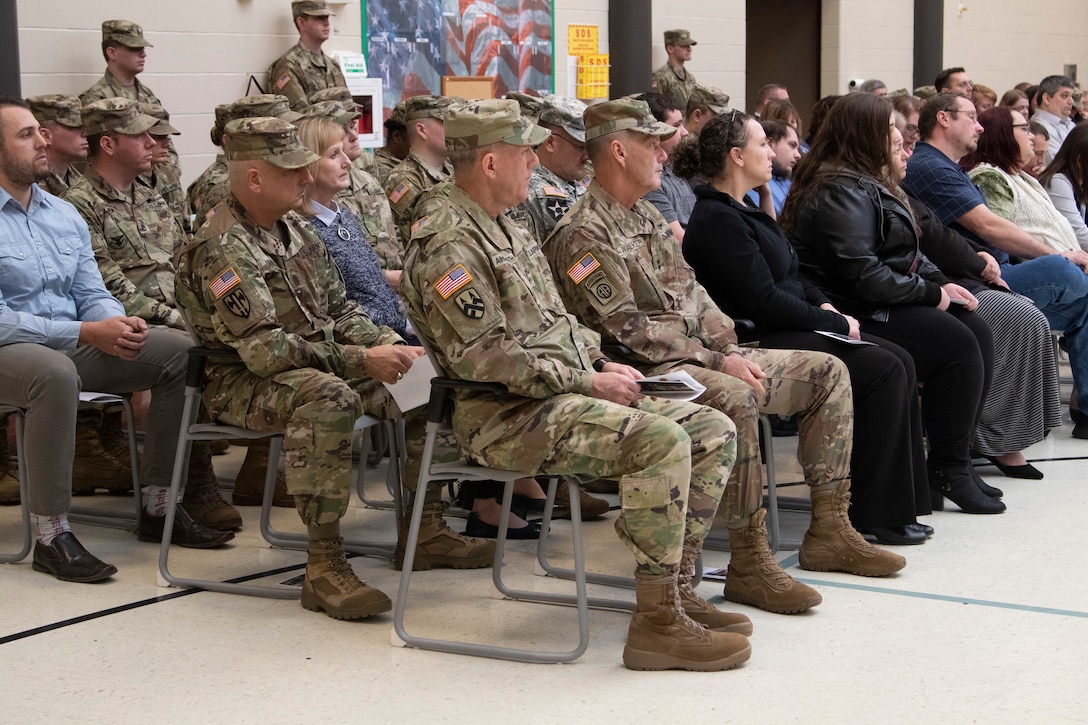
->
<box><xmin>364</xmin><ymin>344</ymin><xmax>425</xmax><ymax>384</ymax></box>
<box><xmin>720</xmin><ymin>353</ymin><xmax>766</xmax><ymax>395</ymax></box>
<box><xmin>590</xmin><ymin>364</ymin><xmax>643</xmax><ymax>406</ymax></box>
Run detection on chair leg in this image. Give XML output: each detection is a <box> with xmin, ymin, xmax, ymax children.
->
<box><xmin>0</xmin><ymin>411</ymin><xmax>33</xmax><ymax>564</ymax></box>
<box><xmin>69</xmin><ymin>396</ymin><xmax>141</xmax><ymax>530</ymax></box>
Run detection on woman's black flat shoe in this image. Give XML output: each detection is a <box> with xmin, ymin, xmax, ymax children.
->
<box><xmin>906</xmin><ymin>523</ymin><xmax>934</xmax><ymax>538</ymax></box>
<box><xmin>464</xmin><ymin>512</ymin><xmax>541</xmax><ymax>540</ymax></box>
<box><xmin>982</xmin><ymin>456</ymin><xmax>1044</xmax><ymax>480</ymax></box>
<box><xmin>858</xmin><ymin>526</ymin><xmax>927</xmax><ymax>546</ymax></box>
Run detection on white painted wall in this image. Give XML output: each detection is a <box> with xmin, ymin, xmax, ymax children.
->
<box><xmin>822</xmin><ymin>0</ymin><xmax>915</xmax><ymax>97</ymax></box>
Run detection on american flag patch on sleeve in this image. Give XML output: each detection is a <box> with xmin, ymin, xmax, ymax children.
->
<box><xmin>389</xmin><ymin>183</ymin><xmax>409</xmax><ymax>204</ymax></box>
<box><xmin>210</xmin><ymin>267</ymin><xmax>241</xmax><ymax>299</ymax></box>
<box><xmin>566</xmin><ymin>253</ymin><xmax>600</xmax><ymax>284</ymax></box>
<box><xmin>275</xmin><ymin>73</ymin><xmax>291</xmax><ymax>90</ymax></box>
<box><xmin>434</xmin><ymin>264</ymin><xmax>472</xmax><ymax>299</ymax></box>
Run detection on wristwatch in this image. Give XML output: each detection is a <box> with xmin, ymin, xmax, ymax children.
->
<box><xmin>592</xmin><ymin>357</ymin><xmax>611</xmax><ymax>373</ymax></box>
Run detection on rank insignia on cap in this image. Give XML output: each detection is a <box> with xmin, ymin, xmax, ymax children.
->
<box><xmin>435</xmin><ymin>263</ymin><xmax>472</xmax><ymax>299</ymax></box>
<box><xmin>210</xmin><ymin>266</ymin><xmax>241</xmax><ymax>299</ymax></box>
<box><xmin>276</xmin><ymin>73</ymin><xmax>291</xmax><ymax>90</ymax></box>
<box><xmin>455</xmin><ymin>287</ymin><xmax>485</xmax><ymax>319</ymax></box>
<box><xmin>566</xmin><ymin>253</ymin><xmax>600</xmax><ymax>284</ymax></box>
<box><xmin>389</xmin><ymin>183</ymin><xmax>409</xmax><ymax>204</ymax></box>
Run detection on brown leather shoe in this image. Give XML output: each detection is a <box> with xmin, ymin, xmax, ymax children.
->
<box><xmin>32</xmin><ymin>532</ymin><xmax>117</xmax><ymax>583</ymax></box>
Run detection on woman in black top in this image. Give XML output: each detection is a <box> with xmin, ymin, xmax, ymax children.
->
<box><xmin>682</xmin><ymin>111</ymin><xmax>932</xmax><ymax>543</ymax></box>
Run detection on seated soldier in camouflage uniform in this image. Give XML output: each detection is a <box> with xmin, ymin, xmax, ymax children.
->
<box><xmin>684</xmin><ymin>84</ymin><xmax>730</xmax><ymax>140</ymax></box>
<box><xmin>26</xmin><ymin>95</ymin><xmax>86</xmax><ymax>197</ymax></box>
<box><xmin>404</xmin><ymin>99</ymin><xmax>753</xmax><ymax>672</ymax></box>
<box><xmin>64</xmin><ymin>98</ymin><xmax>242</xmax><ymax>536</ymax></box>
<box><xmin>373</xmin><ymin>110</ymin><xmax>409</xmax><ymax>186</ymax></box>
<box><xmin>507</xmin><ymin>96</ymin><xmax>589</xmax><ymax>243</ymax></box>
<box><xmin>267</xmin><ymin>1</ymin><xmax>347</xmax><ymax>111</ymax></box>
<box><xmin>545</xmin><ymin>99</ymin><xmax>906</xmax><ymax>616</ymax></box>
<box><xmin>302</xmin><ymin>97</ymin><xmax>403</xmax><ymax>285</ymax></box>
<box><xmin>138</xmin><ymin>103</ymin><xmax>191</xmax><ymax>233</ymax></box>
<box><xmin>383</xmin><ymin>95</ymin><xmax>456</xmax><ymax>246</ymax></box>
<box><xmin>175</xmin><ymin>118</ymin><xmax>495</xmax><ymax>620</ymax></box>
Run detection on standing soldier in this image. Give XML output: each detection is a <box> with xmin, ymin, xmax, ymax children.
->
<box><xmin>81</xmin><ymin>20</ymin><xmax>163</xmax><ymax>106</ymax></box>
<box><xmin>545</xmin><ymin>99</ymin><xmax>906</xmax><ymax>616</ymax></box>
<box><xmin>403</xmin><ymin>98</ymin><xmax>752</xmax><ymax>671</ymax></box>
<box><xmin>650</xmin><ymin>29</ymin><xmax>699</xmax><ymax>110</ymax></box>
<box><xmin>26</xmin><ymin>95</ymin><xmax>87</xmax><ymax>197</ymax></box>
<box><xmin>267</xmin><ymin>1</ymin><xmax>347</xmax><ymax>111</ymax></box>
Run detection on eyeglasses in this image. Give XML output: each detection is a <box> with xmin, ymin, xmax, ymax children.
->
<box><xmin>905</xmin><ymin>124</ymin><xmax>919</xmax><ymax>135</ymax></box>
<box><xmin>554</xmin><ymin>133</ymin><xmax>586</xmax><ymax>153</ymax></box>
<box><xmin>945</xmin><ymin>109</ymin><xmax>978</xmax><ymax>123</ymax></box>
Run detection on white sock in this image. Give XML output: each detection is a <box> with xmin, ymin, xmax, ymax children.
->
<box><xmin>34</xmin><ymin>513</ymin><xmax>70</xmax><ymax>545</ymax></box>
<box><xmin>142</xmin><ymin>486</ymin><xmax>172</xmax><ymax>517</ymax></box>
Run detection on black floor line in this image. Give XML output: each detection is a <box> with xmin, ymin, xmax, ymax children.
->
<box><xmin>0</xmin><ymin>562</ymin><xmax>307</xmax><ymax>646</ymax></box>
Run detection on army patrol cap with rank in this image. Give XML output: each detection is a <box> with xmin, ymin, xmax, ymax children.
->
<box><xmin>302</xmin><ymin>100</ymin><xmax>361</xmax><ymax>127</ymax></box>
<box><xmin>538</xmin><ymin>95</ymin><xmax>587</xmax><ymax>143</ymax></box>
<box><xmin>583</xmin><ymin>98</ymin><xmax>677</xmax><ymax>142</ymax></box>
<box><xmin>102</xmin><ymin>19</ymin><xmax>153</xmax><ymax>48</ymax></box>
<box><xmin>401</xmin><ymin>95</ymin><xmax>457</xmax><ymax>122</ymax></box>
<box><xmin>663</xmin><ymin>29</ymin><xmax>696</xmax><ymax>47</ymax></box>
<box><xmin>224</xmin><ymin>94</ymin><xmax>304</xmax><ymax>125</ymax></box>
<box><xmin>222</xmin><ymin>117</ymin><xmax>319</xmax><ymax>169</ymax></box>
<box><xmin>81</xmin><ymin>97</ymin><xmax>159</xmax><ymax>136</ymax></box>
<box><xmin>688</xmin><ymin>84</ymin><xmax>731</xmax><ymax>114</ymax></box>
<box><xmin>505</xmin><ymin>91</ymin><xmax>546</xmax><ymax>123</ymax></box>
<box><xmin>292</xmin><ymin>0</ymin><xmax>334</xmax><ymax>18</ymax></box>
<box><xmin>445</xmin><ymin>98</ymin><xmax>550</xmax><ymax>151</ymax></box>
<box><xmin>26</xmin><ymin>95</ymin><xmax>82</xmax><ymax>129</ymax></box>
<box><xmin>138</xmin><ymin>102</ymin><xmax>180</xmax><ymax>136</ymax></box>
<box><xmin>309</xmin><ymin>86</ymin><xmax>362</xmax><ymax>113</ymax></box>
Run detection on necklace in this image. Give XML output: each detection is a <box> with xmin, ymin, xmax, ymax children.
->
<box><xmin>336</xmin><ymin>225</ymin><xmax>351</xmax><ymax>240</ymax></box>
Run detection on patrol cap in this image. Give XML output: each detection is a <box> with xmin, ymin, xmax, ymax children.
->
<box><xmin>583</xmin><ymin>98</ymin><xmax>676</xmax><ymax>142</ymax></box>
<box><xmin>505</xmin><ymin>91</ymin><xmax>545</xmax><ymax>122</ymax></box>
<box><xmin>401</xmin><ymin>95</ymin><xmax>456</xmax><ymax>122</ymax></box>
<box><xmin>102</xmin><ymin>19</ymin><xmax>152</xmax><ymax>48</ymax></box>
<box><xmin>663</xmin><ymin>29</ymin><xmax>696</xmax><ymax>47</ymax></box>
<box><xmin>82</xmin><ymin>97</ymin><xmax>159</xmax><ymax>136</ymax></box>
<box><xmin>292</xmin><ymin>0</ymin><xmax>334</xmax><ymax>18</ymax></box>
<box><xmin>688</xmin><ymin>84</ymin><xmax>731</xmax><ymax>114</ymax></box>
<box><xmin>309</xmin><ymin>86</ymin><xmax>362</xmax><ymax>113</ymax></box>
<box><xmin>225</xmin><ymin>94</ymin><xmax>304</xmax><ymax>125</ymax></box>
<box><xmin>538</xmin><ymin>96</ymin><xmax>587</xmax><ymax>143</ymax></box>
<box><xmin>302</xmin><ymin>100</ymin><xmax>361</xmax><ymax>126</ymax></box>
<box><xmin>223</xmin><ymin>117</ymin><xmax>319</xmax><ymax>169</ymax></box>
<box><xmin>26</xmin><ymin>95</ymin><xmax>82</xmax><ymax>128</ymax></box>
<box><xmin>138</xmin><ymin>102</ymin><xmax>180</xmax><ymax>136</ymax></box>
<box><xmin>445</xmin><ymin>99</ymin><xmax>550</xmax><ymax>150</ymax></box>
<box><xmin>389</xmin><ymin>101</ymin><xmax>408</xmax><ymax>126</ymax></box>
<box><xmin>210</xmin><ymin>104</ymin><xmax>231</xmax><ymax>146</ymax></box>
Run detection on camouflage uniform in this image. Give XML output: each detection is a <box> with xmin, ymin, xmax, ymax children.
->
<box><xmin>187</xmin><ymin>157</ymin><xmax>229</xmax><ymax>229</ymax></box>
<box><xmin>547</xmin><ymin>179</ymin><xmax>854</xmax><ymax>527</ymax></box>
<box><xmin>40</xmin><ymin>166</ymin><xmax>82</xmax><ymax>198</ymax></box>
<box><xmin>509</xmin><ymin>164</ymin><xmax>584</xmax><ymax>241</ymax></box>
<box><xmin>26</xmin><ymin>95</ymin><xmax>86</xmax><ymax>197</ymax></box>
<box><xmin>385</xmin><ymin>151</ymin><xmax>453</xmax><ymax>245</ymax></box>
<box><xmin>268</xmin><ymin>43</ymin><xmax>347</xmax><ymax>111</ymax></box>
<box><xmin>80</xmin><ymin>21</ymin><xmax>162</xmax><ymax>106</ymax></box>
<box><xmin>372</xmin><ymin>147</ymin><xmax>402</xmax><ymax>186</ymax></box>
<box><xmin>64</xmin><ymin>100</ymin><xmax>188</xmax><ymax>329</ymax></box>
<box><xmin>137</xmin><ymin>103</ymin><xmax>189</xmax><ymax>231</ymax></box>
<box><xmin>403</xmin><ymin>100</ymin><xmax>737</xmax><ymax>574</ymax></box>
<box><xmin>340</xmin><ymin>164</ymin><xmax>403</xmax><ymax>270</ymax></box>
<box><xmin>650</xmin><ymin>31</ymin><xmax>699</xmax><ymax>110</ymax></box>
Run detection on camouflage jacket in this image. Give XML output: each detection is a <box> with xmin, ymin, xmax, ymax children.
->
<box><xmin>508</xmin><ymin>164</ymin><xmax>584</xmax><ymax>242</ymax></box>
<box><xmin>337</xmin><ymin>164</ymin><xmax>403</xmax><ymax>270</ymax></box>
<box><xmin>545</xmin><ymin>180</ymin><xmax>741</xmax><ymax>373</ymax></box>
<box><xmin>174</xmin><ymin>196</ymin><xmax>401</xmax><ymax>419</ymax></box>
<box><xmin>267</xmin><ymin>42</ymin><xmax>347</xmax><ymax>111</ymax></box>
<box><xmin>373</xmin><ymin>148</ymin><xmax>401</xmax><ymax>186</ymax></box>
<box><xmin>141</xmin><ymin>165</ymin><xmax>191</xmax><ymax>234</ymax></box>
<box><xmin>403</xmin><ymin>183</ymin><xmax>606</xmax><ymax>453</ymax></box>
<box><xmin>39</xmin><ymin>165</ymin><xmax>82</xmax><ymax>198</ymax></box>
<box><xmin>187</xmin><ymin>155</ymin><xmax>229</xmax><ymax>229</ymax></box>
<box><xmin>63</xmin><ymin>165</ymin><xmax>186</xmax><ymax>328</ymax></box>
<box><xmin>650</xmin><ymin>63</ymin><xmax>698</xmax><ymax>110</ymax></box>
<box><xmin>384</xmin><ymin>151</ymin><xmax>453</xmax><ymax>245</ymax></box>
<box><xmin>80</xmin><ymin>69</ymin><xmax>162</xmax><ymax>106</ymax></box>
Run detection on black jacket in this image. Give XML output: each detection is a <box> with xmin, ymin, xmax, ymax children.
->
<box><xmin>787</xmin><ymin>172</ymin><xmax>949</xmax><ymax>322</ymax></box>
<box><xmin>683</xmin><ymin>184</ymin><xmax>849</xmax><ymax>341</ymax></box>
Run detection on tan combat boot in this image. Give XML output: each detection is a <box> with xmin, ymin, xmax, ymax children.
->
<box><xmin>679</xmin><ymin>543</ymin><xmax>753</xmax><ymax>635</ymax></box>
<box><xmin>553</xmin><ymin>480</ymin><xmax>611</xmax><ymax>520</ymax></box>
<box><xmin>231</xmin><ymin>438</ymin><xmax>292</xmax><ymax>507</ymax></box>
<box><xmin>623</xmin><ymin>569</ymin><xmax>752</xmax><ymax>671</ymax></box>
<box><xmin>798</xmin><ymin>481</ymin><xmax>906</xmax><ymax>577</ymax></box>
<box><xmin>72</xmin><ymin>409</ymin><xmax>131</xmax><ymax>495</ymax></box>
<box><xmin>394</xmin><ymin>488</ymin><xmax>496</xmax><ymax>571</ymax></box>
<box><xmin>723</xmin><ymin>509</ymin><xmax>822</xmax><ymax>614</ymax></box>
<box><xmin>182</xmin><ymin>445</ymin><xmax>243</xmax><ymax>531</ymax></box>
<box><xmin>302</xmin><ymin>534</ymin><xmax>391</xmax><ymax>620</ymax></box>
<box><xmin>1</xmin><ymin>422</ymin><xmax>20</xmax><ymax>505</ymax></box>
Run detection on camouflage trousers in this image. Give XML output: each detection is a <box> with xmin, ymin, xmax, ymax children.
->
<box><xmin>658</xmin><ymin>347</ymin><xmax>853</xmax><ymax>528</ymax></box>
<box><xmin>211</xmin><ymin>367</ymin><xmax>430</xmax><ymax>527</ymax></box>
<box><xmin>457</xmin><ymin>394</ymin><xmax>736</xmax><ymax>576</ymax></box>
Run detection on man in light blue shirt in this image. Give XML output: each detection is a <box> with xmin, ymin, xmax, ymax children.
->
<box><xmin>0</xmin><ymin>97</ymin><xmax>229</xmax><ymax>583</ymax></box>
<box><xmin>1031</xmin><ymin>74</ymin><xmax>1077</xmax><ymax>164</ymax></box>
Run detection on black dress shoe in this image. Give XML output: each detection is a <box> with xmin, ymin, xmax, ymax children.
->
<box><xmin>906</xmin><ymin>523</ymin><xmax>934</xmax><ymax>538</ymax></box>
<box><xmin>138</xmin><ymin>505</ymin><xmax>234</xmax><ymax>549</ymax></box>
<box><xmin>464</xmin><ymin>511</ymin><xmax>541</xmax><ymax>540</ymax></box>
<box><xmin>858</xmin><ymin>526</ymin><xmax>927</xmax><ymax>546</ymax></box>
<box><xmin>969</xmin><ymin>467</ymin><xmax>1003</xmax><ymax>498</ymax></box>
<box><xmin>929</xmin><ymin>467</ymin><xmax>1006</xmax><ymax>514</ymax></box>
<box><xmin>982</xmin><ymin>455</ymin><xmax>1044</xmax><ymax>480</ymax></box>
<box><xmin>32</xmin><ymin>531</ymin><xmax>117</xmax><ymax>583</ymax></box>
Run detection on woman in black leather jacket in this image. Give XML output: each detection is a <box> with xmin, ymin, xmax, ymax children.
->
<box><xmin>780</xmin><ymin>93</ymin><xmax>1001</xmax><ymax>515</ymax></box>
<box><xmin>683</xmin><ymin>111</ymin><xmax>932</xmax><ymax>544</ymax></box>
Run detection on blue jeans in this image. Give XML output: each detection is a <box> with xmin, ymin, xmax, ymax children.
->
<box><xmin>1002</xmin><ymin>255</ymin><xmax>1088</xmax><ymax>410</ymax></box>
